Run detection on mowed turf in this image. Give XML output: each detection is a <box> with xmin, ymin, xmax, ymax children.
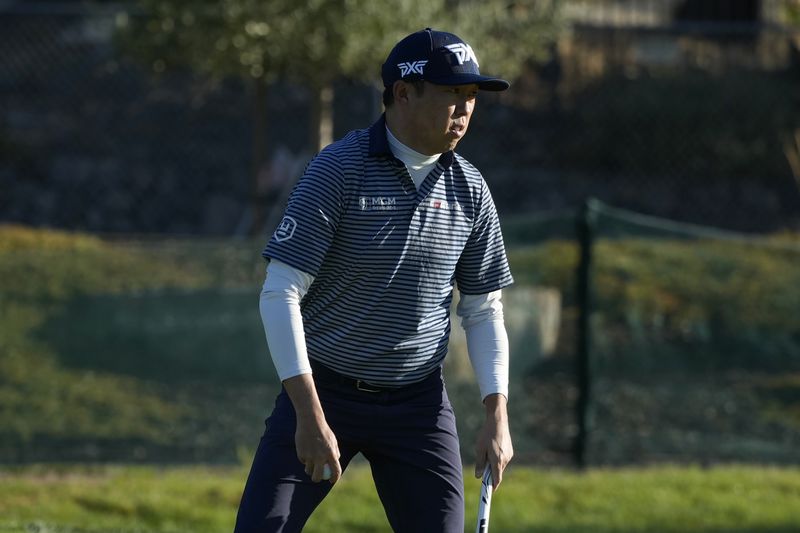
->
<box><xmin>1</xmin><ymin>463</ymin><xmax>799</xmax><ymax>533</ymax></box>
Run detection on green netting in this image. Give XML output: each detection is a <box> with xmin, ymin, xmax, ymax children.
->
<box><xmin>482</xmin><ymin>201</ymin><xmax>800</xmax><ymax>467</ymax></box>
<box><xmin>585</xmin><ymin>201</ymin><xmax>800</xmax><ymax>465</ymax></box>
<box><xmin>2</xmin><ymin>209</ymin><xmax>799</xmax><ymax>466</ymax></box>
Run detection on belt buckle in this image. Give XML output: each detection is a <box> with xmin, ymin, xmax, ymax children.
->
<box><xmin>356</xmin><ymin>380</ymin><xmax>381</xmax><ymax>393</ymax></box>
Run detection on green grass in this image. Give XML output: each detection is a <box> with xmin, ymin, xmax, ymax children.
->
<box><xmin>1</xmin><ymin>464</ymin><xmax>799</xmax><ymax>533</ymax></box>
<box><xmin>0</xmin><ymin>225</ymin><xmax>273</xmax><ymax>462</ymax></box>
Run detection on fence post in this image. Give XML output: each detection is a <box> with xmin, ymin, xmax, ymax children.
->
<box><xmin>574</xmin><ymin>198</ymin><xmax>597</xmax><ymax>468</ymax></box>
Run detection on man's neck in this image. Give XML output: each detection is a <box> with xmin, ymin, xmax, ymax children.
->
<box><xmin>385</xmin><ymin>122</ymin><xmax>440</xmax><ymax>189</ymax></box>
<box><xmin>385</xmin><ymin>111</ymin><xmax>434</xmax><ymax>156</ymax></box>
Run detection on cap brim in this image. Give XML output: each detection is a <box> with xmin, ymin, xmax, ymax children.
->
<box><xmin>426</xmin><ymin>73</ymin><xmax>510</xmax><ymax>91</ymax></box>
<box><xmin>477</xmin><ymin>78</ymin><xmax>511</xmax><ymax>91</ymax></box>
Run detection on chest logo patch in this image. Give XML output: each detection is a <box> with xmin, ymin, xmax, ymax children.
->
<box><xmin>359</xmin><ymin>196</ymin><xmax>397</xmax><ymax>211</ymax></box>
<box><xmin>419</xmin><ymin>198</ymin><xmax>459</xmax><ymax>211</ymax></box>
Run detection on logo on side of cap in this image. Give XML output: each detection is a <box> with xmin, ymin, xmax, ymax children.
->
<box><xmin>444</xmin><ymin>43</ymin><xmax>479</xmax><ymax>67</ymax></box>
<box><xmin>397</xmin><ymin>60</ymin><xmax>428</xmax><ymax>77</ymax></box>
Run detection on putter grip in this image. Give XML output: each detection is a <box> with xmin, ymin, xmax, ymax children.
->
<box><xmin>476</xmin><ymin>465</ymin><xmax>493</xmax><ymax>533</ymax></box>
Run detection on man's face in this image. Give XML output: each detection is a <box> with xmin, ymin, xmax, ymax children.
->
<box><xmin>404</xmin><ymin>82</ymin><xmax>479</xmax><ymax>155</ymax></box>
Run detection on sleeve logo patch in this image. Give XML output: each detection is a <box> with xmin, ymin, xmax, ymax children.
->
<box><xmin>274</xmin><ymin>216</ymin><xmax>297</xmax><ymax>242</ymax></box>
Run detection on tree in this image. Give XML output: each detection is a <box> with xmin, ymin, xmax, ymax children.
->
<box><xmin>117</xmin><ymin>0</ymin><xmax>561</xmax><ymax>234</ymax></box>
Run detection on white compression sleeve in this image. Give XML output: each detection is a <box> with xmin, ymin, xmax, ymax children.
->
<box><xmin>259</xmin><ymin>259</ymin><xmax>315</xmax><ymax>381</ymax></box>
<box><xmin>457</xmin><ymin>290</ymin><xmax>510</xmax><ymax>400</ymax></box>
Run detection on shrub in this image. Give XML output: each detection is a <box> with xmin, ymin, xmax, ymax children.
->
<box><xmin>551</xmin><ymin>71</ymin><xmax>799</xmax><ymax>183</ymax></box>
<box><xmin>508</xmin><ymin>234</ymin><xmax>800</xmax><ymax>370</ymax></box>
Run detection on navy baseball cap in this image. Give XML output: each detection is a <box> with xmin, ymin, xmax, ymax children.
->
<box><xmin>381</xmin><ymin>28</ymin><xmax>510</xmax><ymax>91</ymax></box>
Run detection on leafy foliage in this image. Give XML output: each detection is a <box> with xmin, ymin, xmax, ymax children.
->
<box><xmin>118</xmin><ymin>0</ymin><xmax>561</xmax><ymax>85</ymax></box>
<box><xmin>551</xmin><ymin>72</ymin><xmax>799</xmax><ymax>182</ymax></box>
<box><xmin>0</xmin><ymin>226</ymin><xmax>212</xmax><ymax>302</ymax></box>
<box><xmin>508</xmin><ymin>232</ymin><xmax>800</xmax><ymax>370</ymax></box>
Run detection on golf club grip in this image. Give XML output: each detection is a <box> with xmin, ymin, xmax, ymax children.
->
<box><xmin>476</xmin><ymin>465</ymin><xmax>493</xmax><ymax>533</ymax></box>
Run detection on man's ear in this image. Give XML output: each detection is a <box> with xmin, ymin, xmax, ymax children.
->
<box><xmin>393</xmin><ymin>80</ymin><xmax>410</xmax><ymax>104</ymax></box>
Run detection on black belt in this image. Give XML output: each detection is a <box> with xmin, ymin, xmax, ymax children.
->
<box><xmin>310</xmin><ymin>360</ymin><xmax>394</xmax><ymax>393</ymax></box>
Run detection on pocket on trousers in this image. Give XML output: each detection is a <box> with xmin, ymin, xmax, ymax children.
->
<box><xmin>263</xmin><ymin>389</ymin><xmax>297</xmax><ymax>444</ymax></box>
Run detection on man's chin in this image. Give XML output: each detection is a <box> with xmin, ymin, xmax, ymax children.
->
<box><xmin>443</xmin><ymin>136</ymin><xmax>462</xmax><ymax>151</ymax></box>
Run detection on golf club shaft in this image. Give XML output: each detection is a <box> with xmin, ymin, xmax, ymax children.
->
<box><xmin>476</xmin><ymin>465</ymin><xmax>493</xmax><ymax>533</ymax></box>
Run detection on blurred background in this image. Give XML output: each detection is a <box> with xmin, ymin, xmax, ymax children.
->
<box><xmin>1</xmin><ymin>0</ymin><xmax>799</xmax><ymax>474</ymax></box>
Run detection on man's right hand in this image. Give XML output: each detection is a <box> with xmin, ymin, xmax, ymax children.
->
<box><xmin>283</xmin><ymin>373</ymin><xmax>342</xmax><ymax>484</ymax></box>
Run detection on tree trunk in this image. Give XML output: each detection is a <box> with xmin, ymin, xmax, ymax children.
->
<box><xmin>310</xmin><ymin>83</ymin><xmax>334</xmax><ymax>153</ymax></box>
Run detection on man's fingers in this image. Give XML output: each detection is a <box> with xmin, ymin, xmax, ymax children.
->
<box><xmin>311</xmin><ymin>462</ymin><xmax>326</xmax><ymax>483</ymax></box>
<box><xmin>296</xmin><ymin>426</ymin><xmax>342</xmax><ymax>483</ymax></box>
<box><xmin>474</xmin><ymin>453</ymin><xmax>487</xmax><ymax>479</ymax></box>
<box><xmin>304</xmin><ymin>458</ymin><xmax>343</xmax><ymax>484</ymax></box>
<box><xmin>300</xmin><ymin>458</ymin><xmax>323</xmax><ymax>481</ymax></box>
<box><xmin>328</xmin><ymin>459</ymin><xmax>343</xmax><ymax>484</ymax></box>
<box><xmin>491</xmin><ymin>461</ymin><xmax>502</xmax><ymax>489</ymax></box>
<box><xmin>489</xmin><ymin>453</ymin><xmax>512</xmax><ymax>489</ymax></box>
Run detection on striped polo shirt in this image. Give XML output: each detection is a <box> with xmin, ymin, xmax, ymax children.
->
<box><xmin>263</xmin><ymin>115</ymin><xmax>513</xmax><ymax>387</ymax></box>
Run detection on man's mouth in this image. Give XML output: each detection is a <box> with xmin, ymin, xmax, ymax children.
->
<box><xmin>449</xmin><ymin>123</ymin><xmax>465</xmax><ymax>136</ymax></box>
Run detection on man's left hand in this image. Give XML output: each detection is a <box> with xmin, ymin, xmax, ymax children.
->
<box><xmin>474</xmin><ymin>393</ymin><xmax>513</xmax><ymax>490</ymax></box>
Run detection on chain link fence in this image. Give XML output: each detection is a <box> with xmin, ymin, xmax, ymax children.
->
<box><xmin>1</xmin><ymin>1</ymin><xmax>800</xmax><ymax>467</ymax></box>
<box><xmin>2</xmin><ymin>1</ymin><xmax>799</xmax><ymax>235</ymax></box>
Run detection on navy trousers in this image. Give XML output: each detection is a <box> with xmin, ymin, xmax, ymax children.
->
<box><xmin>233</xmin><ymin>363</ymin><xmax>464</xmax><ymax>533</ymax></box>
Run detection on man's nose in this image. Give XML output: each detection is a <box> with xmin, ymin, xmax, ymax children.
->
<box><xmin>454</xmin><ymin>98</ymin><xmax>472</xmax><ymax>116</ymax></box>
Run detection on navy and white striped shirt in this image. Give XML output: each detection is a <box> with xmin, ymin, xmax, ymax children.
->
<box><xmin>263</xmin><ymin>115</ymin><xmax>513</xmax><ymax>387</ymax></box>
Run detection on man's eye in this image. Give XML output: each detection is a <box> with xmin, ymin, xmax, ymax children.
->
<box><xmin>446</xmin><ymin>88</ymin><xmax>477</xmax><ymax>98</ymax></box>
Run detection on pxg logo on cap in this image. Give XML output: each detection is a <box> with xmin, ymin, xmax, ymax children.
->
<box><xmin>397</xmin><ymin>60</ymin><xmax>427</xmax><ymax>77</ymax></box>
<box><xmin>444</xmin><ymin>43</ymin><xmax>479</xmax><ymax>67</ymax></box>
<box><xmin>381</xmin><ymin>28</ymin><xmax>509</xmax><ymax>92</ymax></box>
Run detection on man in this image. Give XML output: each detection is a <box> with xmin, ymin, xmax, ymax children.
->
<box><xmin>234</xmin><ymin>28</ymin><xmax>513</xmax><ymax>533</ymax></box>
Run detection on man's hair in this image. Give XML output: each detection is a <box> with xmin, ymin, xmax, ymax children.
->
<box><xmin>383</xmin><ymin>76</ymin><xmax>426</xmax><ymax>107</ymax></box>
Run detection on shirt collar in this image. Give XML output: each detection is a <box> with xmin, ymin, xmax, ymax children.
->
<box><xmin>368</xmin><ymin>114</ymin><xmax>454</xmax><ymax>168</ymax></box>
<box><xmin>368</xmin><ymin>114</ymin><xmax>393</xmax><ymax>157</ymax></box>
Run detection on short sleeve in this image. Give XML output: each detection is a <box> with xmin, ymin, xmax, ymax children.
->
<box><xmin>263</xmin><ymin>150</ymin><xmax>345</xmax><ymax>277</ymax></box>
<box><xmin>455</xmin><ymin>180</ymin><xmax>513</xmax><ymax>294</ymax></box>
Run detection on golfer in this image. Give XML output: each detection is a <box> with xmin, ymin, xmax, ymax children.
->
<box><xmin>234</xmin><ymin>28</ymin><xmax>514</xmax><ymax>533</ymax></box>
